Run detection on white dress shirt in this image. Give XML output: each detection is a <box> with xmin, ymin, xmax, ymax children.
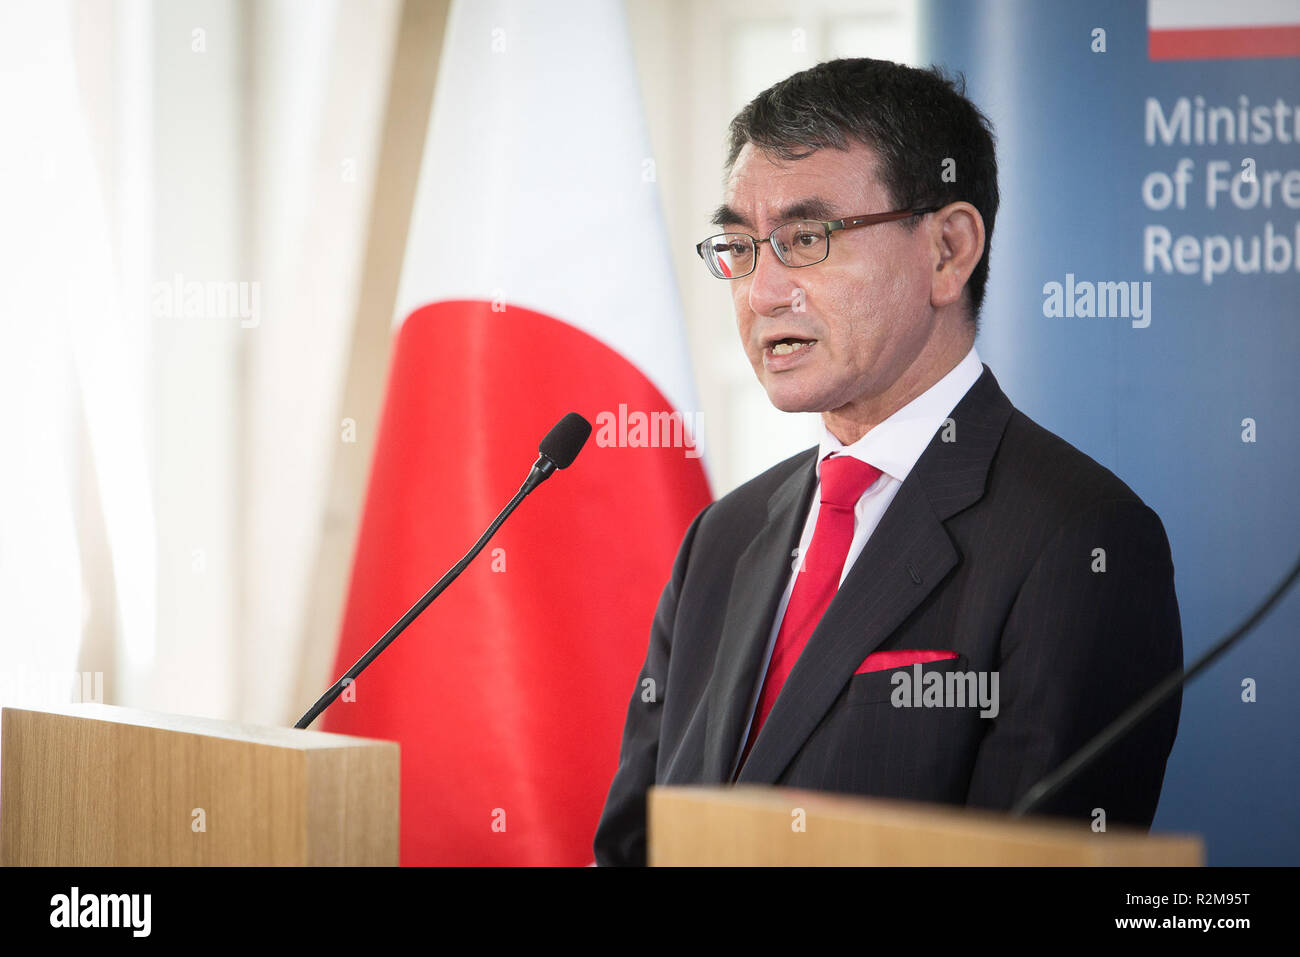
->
<box><xmin>731</xmin><ymin>344</ymin><xmax>985</xmax><ymax>774</ymax></box>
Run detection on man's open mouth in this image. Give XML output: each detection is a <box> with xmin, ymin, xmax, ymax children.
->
<box><xmin>768</xmin><ymin>337</ymin><xmax>817</xmax><ymax>356</ymax></box>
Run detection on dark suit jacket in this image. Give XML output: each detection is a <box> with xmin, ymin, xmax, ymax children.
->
<box><xmin>594</xmin><ymin>364</ymin><xmax>1183</xmax><ymax>866</ymax></box>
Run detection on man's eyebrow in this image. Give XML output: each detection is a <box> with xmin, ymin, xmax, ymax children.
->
<box><xmin>775</xmin><ymin>198</ymin><xmax>839</xmax><ymax>223</ymax></box>
<box><xmin>710</xmin><ymin>198</ymin><xmax>839</xmax><ymax>230</ymax></box>
<box><xmin>711</xmin><ymin>204</ymin><xmax>747</xmax><ymax>228</ymax></box>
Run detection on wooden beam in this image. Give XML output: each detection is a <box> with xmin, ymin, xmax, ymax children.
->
<box><xmin>290</xmin><ymin>0</ymin><xmax>451</xmax><ymax>724</ymax></box>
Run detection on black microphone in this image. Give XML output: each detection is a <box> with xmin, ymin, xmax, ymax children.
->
<box><xmin>294</xmin><ymin>413</ymin><xmax>593</xmax><ymax>730</ymax></box>
<box><xmin>521</xmin><ymin>412</ymin><xmax>593</xmax><ymax>494</ymax></box>
<box><xmin>1012</xmin><ymin>548</ymin><xmax>1300</xmax><ymax>817</ymax></box>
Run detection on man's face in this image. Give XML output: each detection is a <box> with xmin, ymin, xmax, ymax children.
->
<box><xmin>719</xmin><ymin>141</ymin><xmax>941</xmax><ymax>416</ymax></box>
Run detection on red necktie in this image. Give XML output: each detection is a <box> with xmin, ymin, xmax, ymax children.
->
<box><xmin>739</xmin><ymin>453</ymin><xmax>882</xmax><ymax>768</ymax></box>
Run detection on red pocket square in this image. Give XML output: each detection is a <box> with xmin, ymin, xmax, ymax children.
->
<box><xmin>855</xmin><ymin>649</ymin><xmax>958</xmax><ymax>674</ymax></box>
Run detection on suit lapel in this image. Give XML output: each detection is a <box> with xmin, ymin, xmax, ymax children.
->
<box><xmin>731</xmin><ymin>365</ymin><xmax>1016</xmax><ymax>784</ymax></box>
<box><xmin>699</xmin><ymin>451</ymin><xmax>818</xmax><ymax>783</ymax></box>
<box><xmin>735</xmin><ymin>476</ymin><xmax>957</xmax><ymax>784</ymax></box>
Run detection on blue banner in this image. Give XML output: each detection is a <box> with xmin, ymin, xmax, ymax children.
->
<box><xmin>924</xmin><ymin>0</ymin><xmax>1300</xmax><ymax>864</ymax></box>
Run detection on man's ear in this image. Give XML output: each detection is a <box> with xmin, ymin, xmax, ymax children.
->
<box><xmin>929</xmin><ymin>202</ymin><xmax>985</xmax><ymax>310</ymax></box>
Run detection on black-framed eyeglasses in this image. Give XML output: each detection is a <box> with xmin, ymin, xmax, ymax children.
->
<box><xmin>695</xmin><ymin>206</ymin><xmax>939</xmax><ymax>280</ymax></box>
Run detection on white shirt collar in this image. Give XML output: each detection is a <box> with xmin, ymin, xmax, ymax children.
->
<box><xmin>818</xmin><ymin>344</ymin><xmax>984</xmax><ymax>482</ymax></box>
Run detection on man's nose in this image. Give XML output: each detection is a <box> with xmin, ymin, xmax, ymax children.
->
<box><xmin>746</xmin><ymin>245</ymin><xmax>801</xmax><ymax>317</ymax></box>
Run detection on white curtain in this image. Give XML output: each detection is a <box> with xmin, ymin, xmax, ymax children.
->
<box><xmin>0</xmin><ymin>0</ymin><xmax>399</xmax><ymax>725</ymax></box>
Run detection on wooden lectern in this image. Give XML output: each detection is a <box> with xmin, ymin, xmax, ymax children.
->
<box><xmin>649</xmin><ymin>786</ymin><xmax>1203</xmax><ymax>866</ymax></box>
<box><xmin>0</xmin><ymin>704</ymin><xmax>399</xmax><ymax>866</ymax></box>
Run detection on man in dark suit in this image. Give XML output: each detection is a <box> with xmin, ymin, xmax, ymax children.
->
<box><xmin>593</xmin><ymin>59</ymin><xmax>1182</xmax><ymax>866</ymax></box>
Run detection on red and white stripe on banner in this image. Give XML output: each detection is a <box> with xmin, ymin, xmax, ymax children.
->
<box><xmin>1149</xmin><ymin>0</ymin><xmax>1300</xmax><ymax>60</ymax></box>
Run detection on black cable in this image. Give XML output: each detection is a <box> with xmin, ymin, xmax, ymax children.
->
<box><xmin>1012</xmin><ymin>549</ymin><xmax>1300</xmax><ymax>816</ymax></box>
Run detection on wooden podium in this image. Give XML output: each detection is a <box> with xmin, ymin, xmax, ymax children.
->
<box><xmin>649</xmin><ymin>786</ymin><xmax>1203</xmax><ymax>866</ymax></box>
<box><xmin>0</xmin><ymin>704</ymin><xmax>399</xmax><ymax>866</ymax></box>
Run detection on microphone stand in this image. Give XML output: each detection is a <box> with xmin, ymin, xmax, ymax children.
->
<box><xmin>294</xmin><ymin>458</ymin><xmax>551</xmax><ymax>730</ymax></box>
<box><xmin>1012</xmin><ymin>549</ymin><xmax>1300</xmax><ymax>816</ymax></box>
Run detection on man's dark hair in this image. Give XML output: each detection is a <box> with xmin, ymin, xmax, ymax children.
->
<box><xmin>725</xmin><ymin>58</ymin><xmax>999</xmax><ymax>325</ymax></box>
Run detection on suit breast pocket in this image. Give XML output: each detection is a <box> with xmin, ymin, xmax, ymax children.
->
<box><xmin>842</xmin><ymin>654</ymin><xmax>969</xmax><ymax>706</ymax></box>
